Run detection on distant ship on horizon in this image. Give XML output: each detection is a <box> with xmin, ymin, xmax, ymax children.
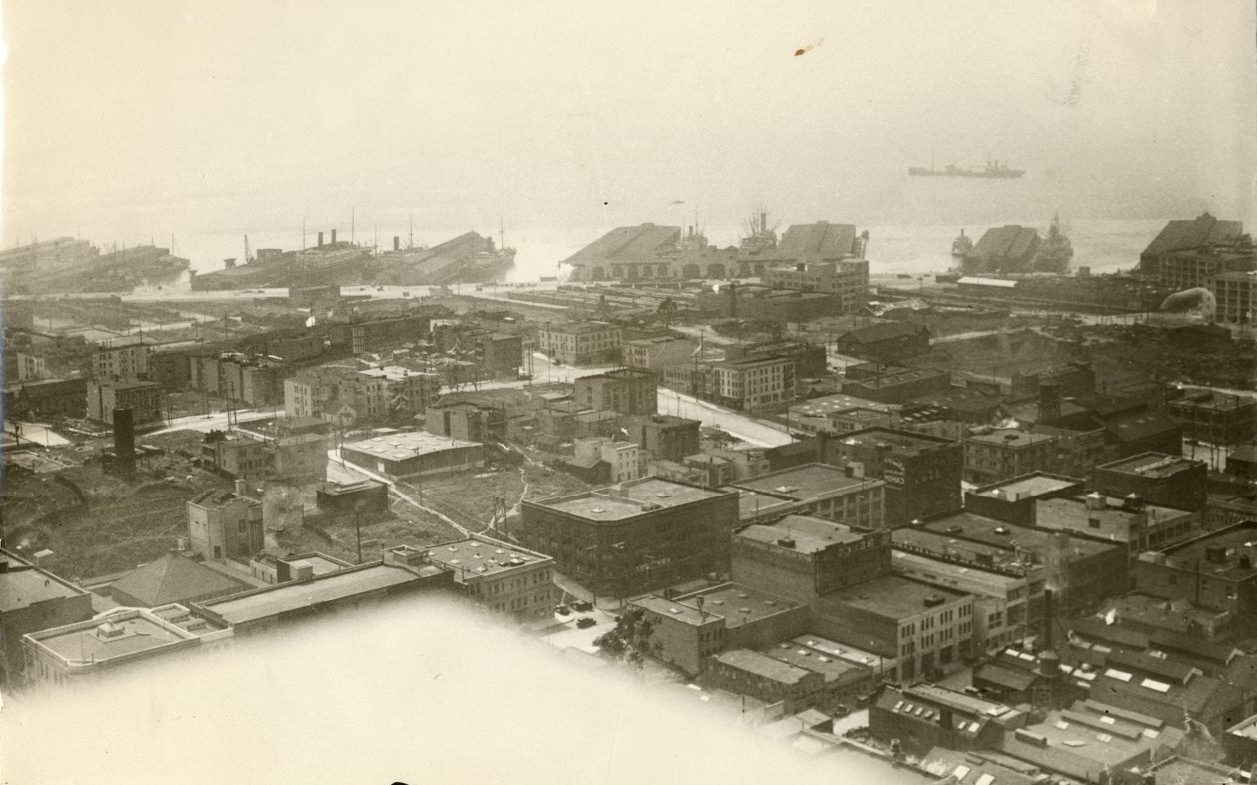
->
<box><xmin>909</xmin><ymin>157</ymin><xmax>1025</xmax><ymax>179</ymax></box>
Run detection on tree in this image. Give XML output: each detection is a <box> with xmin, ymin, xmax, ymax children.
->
<box><xmin>593</xmin><ymin>607</ymin><xmax>660</xmax><ymax>668</ymax></box>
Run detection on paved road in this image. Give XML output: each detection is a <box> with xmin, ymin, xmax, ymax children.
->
<box><xmin>149</xmin><ymin>409</ymin><xmax>274</xmax><ymax>435</ymax></box>
<box><xmin>658</xmin><ymin>388</ymin><xmax>793</xmax><ymax>447</ymax></box>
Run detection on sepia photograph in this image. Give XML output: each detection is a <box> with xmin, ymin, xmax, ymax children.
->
<box><xmin>0</xmin><ymin>1</ymin><xmax>1255</xmax><ymax>783</ymax></box>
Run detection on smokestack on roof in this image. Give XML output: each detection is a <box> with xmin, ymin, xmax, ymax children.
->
<box><xmin>113</xmin><ymin>407</ymin><xmax>136</xmax><ymax>473</ymax></box>
<box><xmin>317</xmin><ymin>231</ymin><xmax>324</xmax><ymax>248</ymax></box>
<box><xmin>331</xmin><ymin>229</ymin><xmax>337</xmax><ymax>245</ymax></box>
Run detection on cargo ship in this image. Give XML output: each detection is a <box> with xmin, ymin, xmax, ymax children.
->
<box><xmin>909</xmin><ymin>158</ymin><xmax>1025</xmax><ymax>179</ymax></box>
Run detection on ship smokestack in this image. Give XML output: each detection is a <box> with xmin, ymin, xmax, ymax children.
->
<box><xmin>317</xmin><ymin>231</ymin><xmax>324</xmax><ymax>248</ymax></box>
<box><xmin>393</xmin><ymin>236</ymin><xmax>400</xmax><ymax>251</ymax></box>
<box><xmin>331</xmin><ymin>229</ymin><xmax>337</xmax><ymax>245</ymax></box>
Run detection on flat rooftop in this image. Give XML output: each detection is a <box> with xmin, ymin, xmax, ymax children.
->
<box><xmin>736</xmin><ymin>515</ymin><xmax>869</xmax><ymax>554</ymax></box>
<box><xmin>356</xmin><ymin>366</ymin><xmax>437</xmax><ymax>382</ymax></box>
<box><xmin>26</xmin><ymin>609</ymin><xmax>196</xmax><ymax>664</ymax></box>
<box><xmin>818</xmin><ymin>574</ymin><xmax>968</xmax><ymax>620</ymax></box>
<box><xmin>733</xmin><ymin>463</ymin><xmax>883</xmax><ymax>501</ymax></box>
<box><xmin>714</xmin><ymin>649</ymin><xmax>814</xmax><ymax>685</ymax></box>
<box><xmin>424</xmin><ymin>538</ymin><xmax>550</xmax><ymax>578</ymax></box>
<box><xmin>762</xmin><ymin>641</ymin><xmax>868</xmax><ymax>682</ymax></box>
<box><xmin>676</xmin><ymin>583</ymin><xmax>804</xmax><ymax>630</ymax></box>
<box><xmin>318</xmin><ymin>479</ymin><xmax>386</xmax><ymax>496</ymax></box>
<box><xmin>923</xmin><ymin>512</ymin><xmax>1117</xmax><ymax>558</ymax></box>
<box><xmin>893</xmin><ymin>527</ymin><xmax>1033</xmax><ymax>569</ymax></box>
<box><xmin>0</xmin><ymin>552</ymin><xmax>87</xmax><ymax>612</ymax></box>
<box><xmin>906</xmin><ymin>683</ymin><xmax>1016</xmax><ymax>718</ymax></box>
<box><xmin>789</xmin><ymin>393</ymin><xmax>898</xmax><ymax>418</ymax></box>
<box><xmin>200</xmin><ymin>562</ymin><xmax>441</xmax><ymax>626</ymax></box>
<box><xmin>342</xmin><ymin>430</ymin><xmax>481</xmax><ymax>461</ymax></box>
<box><xmin>1097</xmin><ymin>452</ymin><xmax>1203</xmax><ymax>478</ymax></box>
<box><xmin>729</xmin><ymin>489</ymin><xmax>799</xmax><ymax>520</ymax></box>
<box><xmin>832</xmin><ymin>427</ymin><xmax>952</xmax><ymax>454</ymax></box>
<box><xmin>789</xmin><ymin>633</ymin><xmax>885</xmax><ymax>669</ymax></box>
<box><xmin>1155</xmin><ymin>521</ymin><xmax>1257</xmax><ymax>579</ymax></box>
<box><xmin>970</xmin><ymin>473</ymin><xmax>1081</xmax><ymax>501</ymax></box>
<box><xmin>535</xmin><ymin>478</ymin><xmax>729</xmax><ymax>522</ymax></box>
<box><xmin>968</xmin><ymin>429</ymin><xmax>1056</xmax><ymax>448</ymax></box>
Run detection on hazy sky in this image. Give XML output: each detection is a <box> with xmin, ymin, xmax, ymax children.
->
<box><xmin>2</xmin><ymin>0</ymin><xmax>1254</xmax><ymax>246</ymax></box>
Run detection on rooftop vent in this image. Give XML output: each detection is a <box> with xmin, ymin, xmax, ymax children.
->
<box><xmin>777</xmin><ymin>537</ymin><xmax>797</xmax><ymax>549</ymax></box>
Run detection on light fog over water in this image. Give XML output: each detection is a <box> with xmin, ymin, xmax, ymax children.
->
<box><xmin>0</xmin><ymin>598</ymin><xmax>927</xmax><ymax>785</ymax></box>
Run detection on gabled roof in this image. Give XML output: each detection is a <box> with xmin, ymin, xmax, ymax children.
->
<box><xmin>562</xmin><ymin>224</ymin><xmax>682</xmax><ymax>266</ymax></box>
<box><xmin>774</xmin><ymin>222</ymin><xmax>859</xmax><ymax>261</ymax></box>
<box><xmin>110</xmin><ymin>552</ymin><xmax>249</xmax><ymax>607</ymax></box>
<box><xmin>1143</xmin><ymin>213</ymin><xmax>1244</xmax><ymax>258</ymax></box>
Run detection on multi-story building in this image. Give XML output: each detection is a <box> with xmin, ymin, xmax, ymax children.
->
<box><xmin>315</xmin><ymin>480</ymin><xmax>391</xmax><ymax>522</ymax></box>
<box><xmin>729</xmin><ymin>464</ymin><xmax>885</xmax><ymax>530</ymax></box>
<box><xmin>14</xmin><ymin>352</ymin><xmax>48</xmax><ymax>382</ymax></box>
<box><xmin>92</xmin><ymin>337</ymin><xmax>156</xmax><ymax>380</ymax></box>
<box><xmin>963</xmin><ymin>473</ymin><xmax>1086</xmax><ymax>527</ymax></box>
<box><xmin>425</xmin><ymin>399</ymin><xmax>506</xmax><ymax>443</ymax></box>
<box><xmin>473</xmin><ymin>332</ymin><xmax>522</xmax><ymax>379</ymax></box>
<box><xmin>631</xmin><ymin>582</ymin><xmax>809</xmax><ymax>677</ymax></box>
<box><xmin>764</xmin><ymin>258</ymin><xmax>869</xmax><ymax>313</ymax></box>
<box><xmin>839</xmin><ymin>365</ymin><xmax>951</xmax><ymax>405</ymax></box>
<box><xmin>574</xmin><ymin>368</ymin><xmax>657</xmax><ymax>415</ymax></box>
<box><xmin>283</xmin><ymin>365</ymin><xmax>440</xmax><ymax>428</ymax></box>
<box><xmin>731</xmin><ymin>514</ymin><xmax>891</xmax><ymax>602</ymax></box>
<box><xmin>0</xmin><ymin>550</ymin><xmax>94</xmax><ymax>683</ymax></box>
<box><xmin>537</xmin><ymin>321</ymin><xmax>622</xmax><ymax>366</ymax></box>
<box><xmin>624</xmin><ymin>414</ymin><xmax>701</xmax><ymax>463</ymax></box>
<box><xmin>1035</xmin><ymin>493</ymin><xmax>1201</xmax><ymax>564</ymax></box>
<box><xmin>812</xmin><ymin>575</ymin><xmax>975</xmax><ymax>682</ymax></box>
<box><xmin>711</xmin><ymin>355</ymin><xmax>795</xmax><ymax>411</ymax></box>
<box><xmin>1213</xmin><ymin>270</ymin><xmax>1257</xmax><ymax>326</ymax></box>
<box><xmin>923</xmin><ymin>512</ymin><xmax>1129</xmax><ymax>614</ymax></box>
<box><xmin>419</xmin><ymin>535</ymin><xmax>558</xmax><ymax>623</ymax></box>
<box><xmin>891</xmin><ymin>528</ymin><xmax>1041</xmax><ymax>654</ymax></box>
<box><xmin>622</xmin><ymin>336</ymin><xmax>697</xmax><ymax>371</ymax></box>
<box><xmin>819</xmin><ymin>428</ymin><xmax>963</xmax><ymax>526</ymax></box>
<box><xmin>519</xmin><ymin>478</ymin><xmax>738</xmax><ymax>597</ymax></box>
<box><xmin>963</xmin><ymin>429</ymin><xmax>1059</xmax><ymax>485</ymax></box>
<box><xmin>573</xmin><ymin>437</ymin><xmax>645</xmax><ymax>484</ymax></box>
<box><xmin>187</xmin><ymin>483</ymin><xmax>265</xmax><ymax>563</ymax></box>
<box><xmin>87</xmin><ymin>379</ymin><xmax>163</xmax><ymax>426</ymax></box>
<box><xmin>1139</xmin><ymin>212</ymin><xmax>1244</xmax><ymax>277</ymax></box>
<box><xmin>1135</xmin><ymin>520</ymin><xmax>1257</xmax><ymax>623</ymax></box>
<box><xmin>359</xmin><ymin>366</ymin><xmax>441</xmax><ymax>416</ymax></box>
<box><xmin>870</xmin><ymin>684</ymin><xmax>1019</xmax><ymax>758</ymax></box>
<box><xmin>22</xmin><ymin>605</ymin><xmax>231</xmax><ymax>687</ymax></box>
<box><xmin>1168</xmin><ymin>391</ymin><xmax>1257</xmax><ymax>445</ymax></box>
<box><xmin>201</xmin><ymin>436</ymin><xmax>273</xmax><ymax>479</ymax></box>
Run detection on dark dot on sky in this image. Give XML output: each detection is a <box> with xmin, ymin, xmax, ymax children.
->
<box><xmin>603</xmin><ymin>201</ymin><xmax>608</xmax><ymax>205</ymax></box>
<box><xmin>794</xmin><ymin>49</ymin><xmax>806</xmax><ymax>57</ymax></box>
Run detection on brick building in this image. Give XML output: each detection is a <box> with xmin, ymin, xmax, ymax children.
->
<box><xmin>963</xmin><ymin>430</ymin><xmax>1059</xmax><ymax>485</ymax></box>
<box><xmin>624</xmin><ymin>414</ymin><xmax>701</xmax><ymax>463</ymax></box>
<box><xmin>537</xmin><ymin>321</ymin><xmax>622</xmax><ymax>366</ymax></box>
<box><xmin>574</xmin><ymin>368</ymin><xmax>657</xmax><ymax>415</ymax></box>
<box><xmin>520</xmin><ymin>478</ymin><xmax>739</xmax><ymax>597</ymax></box>
<box><xmin>819</xmin><ymin>428</ymin><xmax>963</xmax><ymax>526</ymax></box>
<box><xmin>731</xmin><ymin>514</ymin><xmax>891</xmax><ymax>602</ymax></box>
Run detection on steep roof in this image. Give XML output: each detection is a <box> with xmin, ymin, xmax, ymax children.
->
<box><xmin>971</xmin><ymin>225</ymin><xmax>1040</xmax><ymax>260</ymax></box>
<box><xmin>774</xmin><ymin>222</ymin><xmax>859</xmax><ymax>261</ymax></box>
<box><xmin>109</xmin><ymin>552</ymin><xmax>249</xmax><ymax>607</ymax></box>
<box><xmin>561</xmin><ymin>224</ymin><xmax>681</xmax><ymax>266</ymax></box>
<box><xmin>1143</xmin><ymin>213</ymin><xmax>1244</xmax><ymax>258</ymax></box>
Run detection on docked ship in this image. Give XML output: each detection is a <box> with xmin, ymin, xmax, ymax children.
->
<box><xmin>951</xmin><ymin>229</ymin><xmax>974</xmax><ymax>257</ymax></box>
<box><xmin>1</xmin><ymin>238</ymin><xmax>189</xmax><ymax>294</ymax></box>
<box><xmin>191</xmin><ymin>229</ymin><xmax>514</xmax><ymax>291</ymax></box>
<box><xmin>909</xmin><ymin>158</ymin><xmax>1025</xmax><ymax>179</ymax></box>
<box><xmin>1034</xmin><ymin>214</ymin><xmax>1074</xmax><ymax>273</ymax></box>
<box><xmin>960</xmin><ymin>217</ymin><xmax>1073</xmax><ymax>275</ymax></box>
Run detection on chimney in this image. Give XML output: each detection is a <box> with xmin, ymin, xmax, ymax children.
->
<box><xmin>728</xmin><ymin>282</ymin><xmax>737</xmax><ymax>318</ymax></box>
<box><xmin>1039</xmin><ymin>381</ymin><xmax>1061</xmax><ymax>423</ymax></box>
<box><xmin>234</xmin><ymin>479</ymin><xmax>247</xmax><ymax>498</ymax></box>
<box><xmin>393</xmin><ymin>235</ymin><xmax>400</xmax><ymax>251</ymax></box>
<box><xmin>112</xmin><ymin>407</ymin><xmax>135</xmax><ymax>473</ymax></box>
<box><xmin>1085</xmin><ymin>493</ymin><xmax>1106</xmax><ymax>511</ymax></box>
<box><xmin>1043</xmin><ymin>588</ymin><xmax>1054</xmax><ymax>648</ymax></box>
<box><xmin>816</xmin><ymin>431</ymin><xmax>828</xmax><ymax>464</ymax></box>
<box><xmin>331</xmin><ymin>229</ymin><xmax>338</xmax><ymax>245</ymax></box>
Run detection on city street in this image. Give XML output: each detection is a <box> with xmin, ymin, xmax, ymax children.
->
<box><xmin>657</xmin><ymin>387</ymin><xmax>793</xmax><ymax>447</ymax></box>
